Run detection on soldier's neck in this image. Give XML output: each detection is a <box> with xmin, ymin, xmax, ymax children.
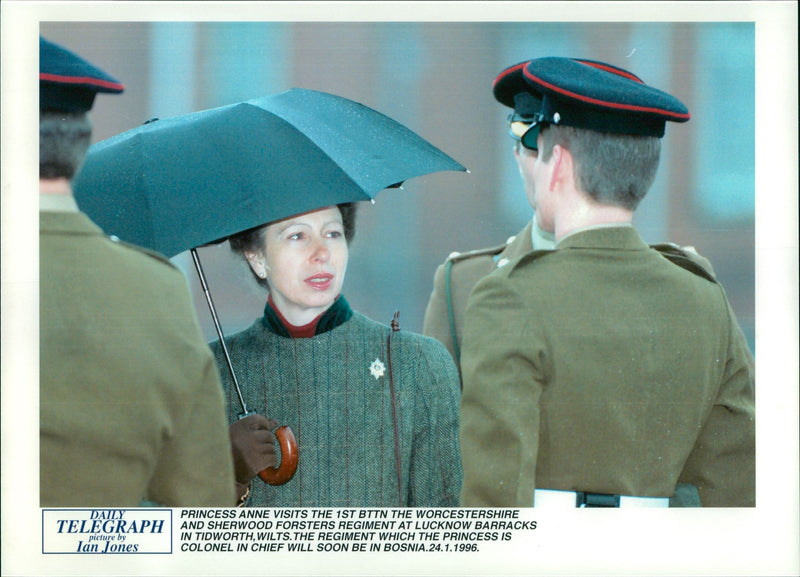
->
<box><xmin>39</xmin><ymin>178</ymin><xmax>72</xmax><ymax>196</ymax></box>
<box><xmin>554</xmin><ymin>193</ymin><xmax>633</xmax><ymax>242</ymax></box>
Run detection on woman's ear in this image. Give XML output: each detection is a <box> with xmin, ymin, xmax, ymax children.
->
<box><xmin>244</xmin><ymin>250</ymin><xmax>268</xmax><ymax>279</ymax></box>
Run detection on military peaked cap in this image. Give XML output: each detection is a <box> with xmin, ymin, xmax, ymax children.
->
<box><xmin>493</xmin><ymin>61</ymin><xmax>541</xmax><ymax>118</ymax></box>
<box><xmin>494</xmin><ymin>58</ymin><xmax>646</xmax><ymax>115</ymax></box>
<box><xmin>522</xmin><ymin>56</ymin><xmax>689</xmax><ymax>137</ymax></box>
<box><xmin>40</xmin><ymin>36</ymin><xmax>124</xmax><ymax>113</ymax></box>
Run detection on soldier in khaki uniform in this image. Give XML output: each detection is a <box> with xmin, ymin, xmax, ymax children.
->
<box><xmin>459</xmin><ymin>57</ymin><xmax>755</xmax><ymax>508</ymax></box>
<box><xmin>39</xmin><ymin>37</ymin><xmax>236</xmax><ymax>507</ymax></box>
<box><xmin>424</xmin><ymin>60</ymin><xmax>662</xmax><ymax>372</ymax></box>
<box><xmin>423</xmin><ymin>61</ymin><xmax>556</xmax><ymax>368</ymax></box>
<box><xmin>422</xmin><ymin>221</ymin><xmax>552</xmax><ymax>368</ymax></box>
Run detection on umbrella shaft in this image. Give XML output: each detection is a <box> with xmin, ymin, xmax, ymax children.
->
<box><xmin>190</xmin><ymin>248</ymin><xmax>249</xmax><ymax>415</ymax></box>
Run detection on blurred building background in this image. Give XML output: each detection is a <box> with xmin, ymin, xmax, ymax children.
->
<box><xmin>41</xmin><ymin>21</ymin><xmax>755</xmax><ymax>353</ymax></box>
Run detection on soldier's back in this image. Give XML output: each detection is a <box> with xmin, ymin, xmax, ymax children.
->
<box><xmin>40</xmin><ymin>211</ymin><xmax>234</xmax><ymax>506</ymax></box>
<box><xmin>460</xmin><ymin>226</ymin><xmax>755</xmax><ymax>506</ymax></box>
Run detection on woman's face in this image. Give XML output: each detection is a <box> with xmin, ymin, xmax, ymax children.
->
<box><xmin>245</xmin><ymin>206</ymin><xmax>348</xmax><ymax>326</ymax></box>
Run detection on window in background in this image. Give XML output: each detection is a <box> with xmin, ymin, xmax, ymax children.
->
<box><xmin>693</xmin><ymin>23</ymin><xmax>755</xmax><ymax>221</ymax></box>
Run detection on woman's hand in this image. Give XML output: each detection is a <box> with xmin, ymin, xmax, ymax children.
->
<box><xmin>229</xmin><ymin>413</ymin><xmax>279</xmax><ymax>487</ymax></box>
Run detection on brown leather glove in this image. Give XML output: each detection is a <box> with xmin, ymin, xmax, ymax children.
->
<box><xmin>229</xmin><ymin>413</ymin><xmax>279</xmax><ymax>489</ymax></box>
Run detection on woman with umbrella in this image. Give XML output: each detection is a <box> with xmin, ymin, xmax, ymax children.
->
<box><xmin>213</xmin><ymin>202</ymin><xmax>462</xmax><ymax>507</ymax></box>
<box><xmin>72</xmin><ymin>88</ymin><xmax>466</xmax><ymax>506</ymax></box>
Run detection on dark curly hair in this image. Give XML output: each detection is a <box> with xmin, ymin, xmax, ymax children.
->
<box><xmin>229</xmin><ymin>202</ymin><xmax>358</xmax><ymax>290</ymax></box>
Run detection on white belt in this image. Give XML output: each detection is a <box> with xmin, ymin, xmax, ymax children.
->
<box><xmin>534</xmin><ymin>489</ymin><xmax>669</xmax><ymax>508</ymax></box>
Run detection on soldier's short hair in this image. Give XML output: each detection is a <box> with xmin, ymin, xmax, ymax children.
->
<box><xmin>538</xmin><ymin>124</ymin><xmax>661</xmax><ymax>211</ymax></box>
<box><xmin>39</xmin><ymin>110</ymin><xmax>93</xmax><ymax>180</ymax></box>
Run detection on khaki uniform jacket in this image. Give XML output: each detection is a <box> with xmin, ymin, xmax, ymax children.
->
<box><xmin>423</xmin><ymin>221</ymin><xmax>536</xmax><ymax>365</ymax></box>
<box><xmin>40</xmin><ymin>206</ymin><xmax>235</xmax><ymax>507</ymax></box>
<box><xmin>460</xmin><ymin>226</ymin><xmax>755</xmax><ymax>507</ymax></box>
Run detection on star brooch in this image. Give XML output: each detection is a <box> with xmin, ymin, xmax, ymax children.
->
<box><xmin>369</xmin><ymin>358</ymin><xmax>386</xmax><ymax>380</ymax></box>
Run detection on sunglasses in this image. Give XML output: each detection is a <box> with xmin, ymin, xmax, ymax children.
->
<box><xmin>507</xmin><ymin>113</ymin><xmax>545</xmax><ymax>151</ymax></box>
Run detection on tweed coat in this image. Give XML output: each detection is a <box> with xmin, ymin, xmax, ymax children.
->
<box><xmin>40</xmin><ymin>203</ymin><xmax>235</xmax><ymax>507</ymax></box>
<box><xmin>460</xmin><ymin>225</ymin><xmax>755</xmax><ymax>507</ymax></box>
<box><xmin>422</xmin><ymin>221</ymin><xmax>537</xmax><ymax>365</ymax></box>
<box><xmin>211</xmin><ymin>309</ymin><xmax>463</xmax><ymax>507</ymax></box>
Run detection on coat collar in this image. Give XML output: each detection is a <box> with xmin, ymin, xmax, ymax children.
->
<box><xmin>262</xmin><ymin>294</ymin><xmax>353</xmax><ymax>339</ymax></box>
<box><xmin>495</xmin><ymin>219</ymin><xmax>557</xmax><ymax>270</ymax></box>
<box><xmin>40</xmin><ymin>208</ymin><xmax>104</xmax><ymax>237</ymax></box>
<box><xmin>556</xmin><ymin>224</ymin><xmax>647</xmax><ymax>251</ymax></box>
<box><xmin>40</xmin><ymin>192</ymin><xmax>80</xmax><ymax>213</ymax></box>
<box><xmin>497</xmin><ymin>220</ymin><xmax>534</xmax><ymax>263</ymax></box>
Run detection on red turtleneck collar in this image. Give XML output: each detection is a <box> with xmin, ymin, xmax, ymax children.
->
<box><xmin>267</xmin><ymin>294</ymin><xmax>325</xmax><ymax>338</ymax></box>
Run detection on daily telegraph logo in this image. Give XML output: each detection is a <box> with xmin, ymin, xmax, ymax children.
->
<box><xmin>42</xmin><ymin>509</ymin><xmax>172</xmax><ymax>554</ymax></box>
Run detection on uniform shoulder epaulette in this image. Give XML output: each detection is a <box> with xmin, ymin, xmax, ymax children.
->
<box><xmin>651</xmin><ymin>242</ymin><xmax>716</xmax><ymax>283</ymax></box>
<box><xmin>444</xmin><ymin>243</ymin><xmax>508</xmax><ymax>264</ymax></box>
<box><xmin>445</xmin><ymin>232</ymin><xmax>524</xmax><ymax>265</ymax></box>
<box><xmin>106</xmin><ymin>234</ymin><xmax>177</xmax><ymax>268</ymax></box>
<box><xmin>511</xmin><ymin>247</ymin><xmax>556</xmax><ymax>269</ymax></box>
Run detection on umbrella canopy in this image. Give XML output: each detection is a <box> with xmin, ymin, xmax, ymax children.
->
<box><xmin>73</xmin><ymin>88</ymin><xmax>465</xmax><ymax>258</ymax></box>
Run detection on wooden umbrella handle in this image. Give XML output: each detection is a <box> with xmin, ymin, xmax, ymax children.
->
<box><xmin>258</xmin><ymin>425</ymin><xmax>298</xmax><ymax>486</ymax></box>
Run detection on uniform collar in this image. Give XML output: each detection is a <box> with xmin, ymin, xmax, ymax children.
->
<box><xmin>495</xmin><ymin>219</ymin><xmax>556</xmax><ymax>270</ymax></box>
<box><xmin>39</xmin><ymin>207</ymin><xmax>105</xmax><ymax>237</ymax></box>
<box><xmin>40</xmin><ymin>193</ymin><xmax>80</xmax><ymax>213</ymax></box>
<box><xmin>556</xmin><ymin>224</ymin><xmax>646</xmax><ymax>251</ymax></box>
<box><xmin>531</xmin><ymin>217</ymin><xmax>556</xmax><ymax>251</ymax></box>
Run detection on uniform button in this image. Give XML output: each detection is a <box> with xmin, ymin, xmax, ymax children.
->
<box><xmin>497</xmin><ymin>258</ymin><xmax>510</xmax><ymax>268</ymax></box>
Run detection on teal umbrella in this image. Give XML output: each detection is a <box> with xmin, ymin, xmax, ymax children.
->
<box><xmin>73</xmin><ymin>88</ymin><xmax>465</xmax><ymax>485</ymax></box>
<box><xmin>74</xmin><ymin>88</ymin><xmax>465</xmax><ymax>258</ymax></box>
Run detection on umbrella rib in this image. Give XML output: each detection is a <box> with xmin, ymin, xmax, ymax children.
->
<box><xmin>262</xmin><ymin>110</ymin><xmax>374</xmax><ymax>196</ymax></box>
